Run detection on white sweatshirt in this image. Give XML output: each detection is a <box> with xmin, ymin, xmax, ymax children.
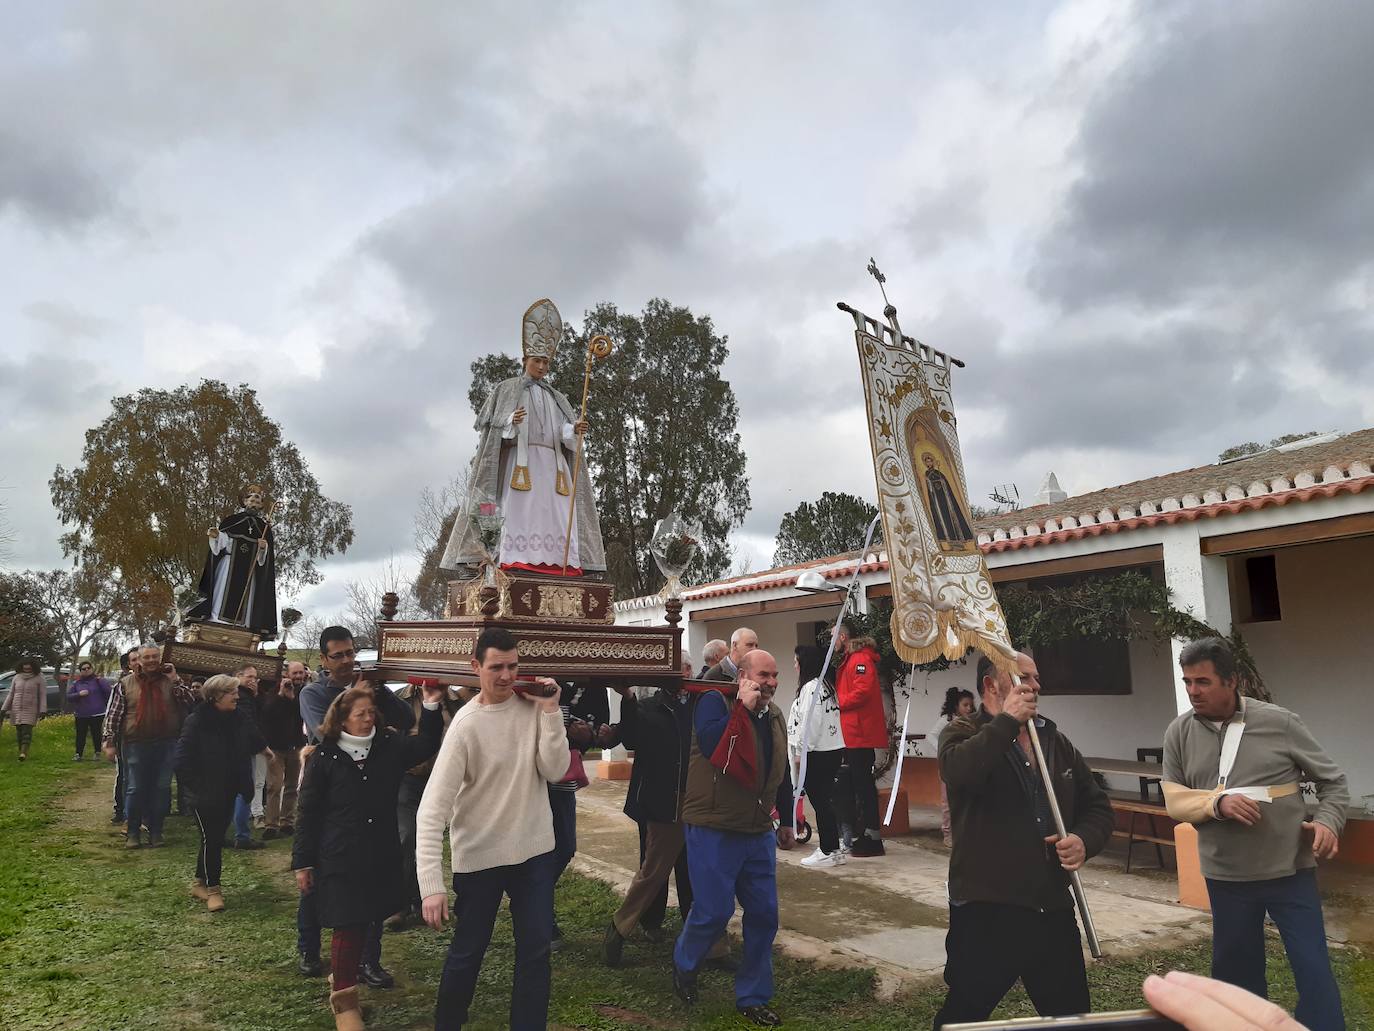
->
<box><xmin>414</xmin><ymin>695</ymin><xmax>570</xmax><ymax>898</ymax></box>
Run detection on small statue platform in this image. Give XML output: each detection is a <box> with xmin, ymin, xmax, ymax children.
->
<box><xmin>370</xmin><ymin>570</ymin><xmax>682</xmax><ymax>690</ymax></box>
<box><xmin>162</xmin><ymin>619</ymin><xmax>285</xmax><ymax>687</ymax></box>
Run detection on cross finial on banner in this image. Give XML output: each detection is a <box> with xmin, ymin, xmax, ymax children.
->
<box><xmin>867</xmin><ymin>257</ymin><xmax>897</xmax><ymax>321</ymax></box>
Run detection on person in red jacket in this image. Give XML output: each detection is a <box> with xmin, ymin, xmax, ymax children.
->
<box><xmin>834</xmin><ymin>618</ymin><xmax>887</xmax><ymax>857</ymax></box>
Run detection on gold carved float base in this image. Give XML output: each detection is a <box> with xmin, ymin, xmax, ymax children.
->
<box><xmin>445</xmin><ymin>570</ymin><xmax>615</xmax><ymax>624</ymax></box>
<box><xmin>164</xmin><ymin>619</ymin><xmax>284</xmax><ymax>686</ymax></box>
<box><xmin>376</xmin><ymin>616</ymin><xmax>681</xmax><ymax>689</ymax></box>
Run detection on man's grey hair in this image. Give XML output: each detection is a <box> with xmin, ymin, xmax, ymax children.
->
<box><xmin>729</xmin><ymin>627</ymin><xmax>756</xmax><ymax>647</ymax></box>
<box><xmin>702</xmin><ymin>639</ymin><xmax>727</xmax><ymax>665</ymax></box>
<box><xmin>138</xmin><ymin>642</ymin><xmax>161</xmax><ymax>654</ymax></box>
<box><xmin>1178</xmin><ymin>637</ymin><xmax>1238</xmax><ymax>682</ymax></box>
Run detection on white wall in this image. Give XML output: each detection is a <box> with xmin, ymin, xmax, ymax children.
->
<box><xmin>700</xmin><ymin>600</ymin><xmax>844</xmax><ymax>716</ymax></box>
<box><xmin>1231</xmin><ymin>536</ymin><xmax>1374</xmax><ymax>809</ymax></box>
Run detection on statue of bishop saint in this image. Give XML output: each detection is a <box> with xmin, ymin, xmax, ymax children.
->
<box><xmin>440</xmin><ymin>299</ymin><xmax>606</xmax><ymax>576</ymax></box>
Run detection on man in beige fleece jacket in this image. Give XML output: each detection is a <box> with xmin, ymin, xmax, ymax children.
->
<box><xmin>415</xmin><ymin>626</ymin><xmax>570</xmax><ymax>1031</ymax></box>
<box><xmin>1163</xmin><ymin>637</ymin><xmax>1348</xmax><ymax>1031</ymax></box>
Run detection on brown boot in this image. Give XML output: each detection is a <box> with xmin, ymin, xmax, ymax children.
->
<box><xmin>190</xmin><ymin>879</ymin><xmax>210</xmax><ymax>901</ymax></box>
<box><xmin>329</xmin><ymin>983</ymin><xmax>365</xmax><ymax>1031</ymax></box>
<box><xmin>206</xmin><ymin>887</ymin><xmax>225</xmax><ymax>912</ymax></box>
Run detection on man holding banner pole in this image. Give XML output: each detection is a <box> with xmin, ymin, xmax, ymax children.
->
<box><xmin>933</xmin><ymin>651</ymin><xmax>1114</xmax><ymax>1028</ymax></box>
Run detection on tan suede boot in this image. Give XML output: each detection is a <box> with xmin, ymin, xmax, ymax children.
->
<box><xmin>206</xmin><ymin>887</ymin><xmax>225</xmax><ymax>912</ymax></box>
<box><xmin>190</xmin><ymin>879</ymin><xmax>210</xmax><ymax>901</ymax></box>
<box><xmin>329</xmin><ymin>984</ymin><xmax>365</xmax><ymax>1031</ymax></box>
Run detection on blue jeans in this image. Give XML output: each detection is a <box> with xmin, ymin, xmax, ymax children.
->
<box><xmin>124</xmin><ymin>739</ymin><xmax>175</xmax><ymax>838</ymax></box>
<box><xmin>675</xmin><ymin>824</ymin><xmax>778</xmax><ymax>1008</ymax></box>
<box><xmin>436</xmin><ymin>850</ymin><xmax>557</xmax><ymax>1030</ymax></box>
<box><xmin>1207</xmin><ymin>868</ymin><xmax>1345</xmax><ymax>1031</ymax></box>
<box><xmin>233</xmin><ymin>793</ymin><xmax>252</xmax><ymax>843</ymax></box>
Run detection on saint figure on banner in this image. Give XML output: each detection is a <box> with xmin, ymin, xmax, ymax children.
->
<box><xmin>440</xmin><ymin>299</ymin><xmax>606</xmax><ymax>576</ymax></box>
<box><xmin>186</xmin><ymin>483</ymin><xmax>278</xmax><ymax>637</ymax></box>
<box><xmin>921</xmin><ymin>452</ymin><xmax>976</xmax><ymax>548</ymax></box>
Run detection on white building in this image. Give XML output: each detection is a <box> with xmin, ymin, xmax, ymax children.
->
<box><xmin>615</xmin><ymin>428</ymin><xmax>1374</xmax><ymax>825</ymax></box>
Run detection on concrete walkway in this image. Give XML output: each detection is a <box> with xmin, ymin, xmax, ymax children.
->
<box><xmin>569</xmin><ymin>780</ymin><xmax>1222</xmax><ymax>996</ymax></box>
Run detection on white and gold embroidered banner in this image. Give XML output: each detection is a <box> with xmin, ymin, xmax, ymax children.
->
<box><xmin>845</xmin><ymin>305</ymin><xmax>1017</xmax><ymax>672</ymax></box>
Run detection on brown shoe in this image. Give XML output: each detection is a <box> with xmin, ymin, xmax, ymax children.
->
<box><xmin>206</xmin><ymin>887</ymin><xmax>225</xmax><ymax>912</ymax></box>
<box><xmin>329</xmin><ymin>983</ymin><xmax>365</xmax><ymax>1031</ymax></box>
<box><xmin>191</xmin><ymin>879</ymin><xmax>210</xmax><ymax>901</ymax></box>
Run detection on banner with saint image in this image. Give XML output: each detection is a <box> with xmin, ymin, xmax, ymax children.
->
<box><xmin>845</xmin><ymin>305</ymin><xmax>1016</xmax><ymax>671</ymax></box>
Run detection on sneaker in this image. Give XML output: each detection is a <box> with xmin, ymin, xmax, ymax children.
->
<box><xmin>124</xmin><ymin>834</ymin><xmax>142</xmax><ymax>850</ymax></box>
<box><xmin>799</xmin><ymin>847</ymin><xmax>844</xmax><ymax>869</ymax></box>
<box><xmin>73</xmin><ymin>754</ymin><xmax>83</xmax><ymax>761</ymax></box>
<box><xmin>111</xmin><ymin>813</ymin><xmax>124</xmax><ymax>825</ymax></box>
<box><xmin>849</xmin><ymin>837</ymin><xmax>885</xmax><ymax>858</ymax></box>
<box><xmin>602</xmin><ymin>919</ymin><xmax>625</xmax><ymax>967</ymax></box>
<box><xmin>738</xmin><ymin>1003</ymin><xmax>783</xmax><ymax>1026</ymax></box>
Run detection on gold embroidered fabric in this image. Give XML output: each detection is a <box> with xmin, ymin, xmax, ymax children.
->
<box><xmin>847</xmin><ymin>308</ymin><xmax>1017</xmax><ymax>671</ymax></box>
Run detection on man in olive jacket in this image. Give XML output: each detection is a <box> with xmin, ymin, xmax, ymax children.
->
<box><xmin>934</xmin><ymin>651</ymin><xmax>1113</xmax><ymax>1029</ymax></box>
<box><xmin>673</xmin><ymin>649</ymin><xmax>794</xmax><ymax>1028</ymax></box>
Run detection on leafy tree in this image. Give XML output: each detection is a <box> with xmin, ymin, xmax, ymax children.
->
<box><xmin>466</xmin><ymin>299</ymin><xmax>750</xmax><ymax>596</ymax></box>
<box><xmin>1218</xmin><ymin>430</ymin><xmax>1320</xmax><ymax>463</ymax></box>
<box><xmin>49</xmin><ymin>380</ymin><xmax>354</xmax><ymax>627</ymax></box>
<box><xmin>773</xmin><ymin>491</ymin><xmax>882</xmax><ymax>567</ymax></box>
<box><xmin>19</xmin><ymin>565</ymin><xmax>133</xmax><ymax>707</ymax></box>
<box><xmin>0</xmin><ymin>572</ymin><xmax>61</xmax><ymax>670</ymax></box>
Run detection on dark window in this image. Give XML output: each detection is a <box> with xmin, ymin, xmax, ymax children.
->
<box><xmin>1244</xmin><ymin>555</ymin><xmax>1282</xmax><ymax>622</ymax></box>
<box><xmin>1034</xmin><ymin>636</ymin><xmax>1132</xmax><ymax>696</ymax></box>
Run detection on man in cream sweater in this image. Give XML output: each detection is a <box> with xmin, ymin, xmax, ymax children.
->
<box><xmin>416</xmin><ymin>626</ymin><xmax>571</xmax><ymax>1031</ymax></box>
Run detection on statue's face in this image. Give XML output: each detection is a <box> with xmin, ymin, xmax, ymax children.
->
<box><xmin>524</xmin><ymin>355</ymin><xmax>550</xmax><ymax>380</ymax></box>
<box><xmin>922</xmin><ymin>455</ymin><xmax>936</xmax><ymax>470</ymax></box>
<box><xmin>242</xmin><ymin>491</ymin><xmax>264</xmax><ymax>510</ymax></box>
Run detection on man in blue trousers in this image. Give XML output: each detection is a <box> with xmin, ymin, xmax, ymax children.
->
<box><xmin>673</xmin><ymin>647</ymin><xmax>794</xmax><ymax>1027</ymax></box>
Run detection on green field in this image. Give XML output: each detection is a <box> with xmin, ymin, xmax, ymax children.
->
<box><xmin>1</xmin><ymin>717</ymin><xmax>1369</xmax><ymax>1029</ymax></box>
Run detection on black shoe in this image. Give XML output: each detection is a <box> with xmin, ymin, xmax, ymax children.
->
<box><xmin>672</xmin><ymin>965</ymin><xmax>698</xmax><ymax>1007</ymax></box>
<box><xmin>704</xmin><ymin>954</ymin><xmax>739</xmax><ymax>973</ymax></box>
<box><xmin>146</xmin><ymin>834</ymin><xmax>165</xmax><ymax>848</ymax></box>
<box><xmin>738</xmin><ymin>1004</ymin><xmax>783</xmax><ymax>1026</ymax></box>
<box><xmin>602</xmin><ymin>920</ymin><xmax>625</xmax><ymax>967</ymax></box>
<box><xmin>262</xmin><ymin>828</ymin><xmax>279</xmax><ymax>840</ymax></box>
<box><xmin>641</xmin><ymin>923</ymin><xmax>664</xmax><ymax>944</ymax></box>
<box><xmin>111</xmin><ymin>813</ymin><xmax>124</xmax><ymax>825</ymax></box>
<box><xmin>280</xmin><ymin>823</ymin><xmax>294</xmax><ymax>835</ymax></box>
<box><xmin>359</xmin><ymin>962</ymin><xmax>395</xmax><ymax>989</ymax></box>
<box><xmin>233</xmin><ymin>838</ymin><xmax>266</xmax><ymax>851</ymax></box>
<box><xmin>849</xmin><ymin>837</ymin><xmax>885</xmax><ymax>857</ymax></box>
<box><xmin>297</xmin><ymin>951</ymin><xmax>323</xmax><ymax>977</ymax></box>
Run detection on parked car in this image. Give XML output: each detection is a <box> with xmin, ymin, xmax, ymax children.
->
<box><xmin>0</xmin><ymin>668</ymin><xmax>70</xmax><ymax>717</ymax></box>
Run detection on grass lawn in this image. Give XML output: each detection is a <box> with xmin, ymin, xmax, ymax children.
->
<box><xmin>1</xmin><ymin>717</ymin><xmax>1370</xmax><ymax>1029</ymax></box>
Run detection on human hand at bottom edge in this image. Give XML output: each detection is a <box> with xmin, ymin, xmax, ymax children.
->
<box><xmin>1142</xmin><ymin>970</ymin><xmax>1308</xmax><ymax>1031</ymax></box>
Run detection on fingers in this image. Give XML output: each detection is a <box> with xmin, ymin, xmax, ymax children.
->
<box><xmin>1147</xmin><ymin>970</ymin><xmax>1305</xmax><ymax>1031</ymax></box>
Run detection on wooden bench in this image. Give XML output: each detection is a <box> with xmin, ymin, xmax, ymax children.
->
<box><xmin>1107</xmin><ymin>795</ymin><xmax>1174</xmax><ymax>873</ymax></box>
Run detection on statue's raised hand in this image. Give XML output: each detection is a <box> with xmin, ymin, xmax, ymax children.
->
<box><xmin>511</xmin><ymin>406</ymin><xmax>527</xmax><ymax>426</ymax></box>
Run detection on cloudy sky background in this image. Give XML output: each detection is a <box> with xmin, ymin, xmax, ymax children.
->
<box><xmin>3</xmin><ymin>0</ymin><xmax>1372</xmax><ymax>621</ymax></box>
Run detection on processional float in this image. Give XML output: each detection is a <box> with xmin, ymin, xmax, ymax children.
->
<box><xmin>796</xmin><ymin>260</ymin><xmax>1101</xmax><ymax>957</ymax></box>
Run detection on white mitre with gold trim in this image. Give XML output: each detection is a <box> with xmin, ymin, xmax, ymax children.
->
<box><xmin>522</xmin><ymin>298</ymin><xmax>561</xmax><ymax>361</ymax></box>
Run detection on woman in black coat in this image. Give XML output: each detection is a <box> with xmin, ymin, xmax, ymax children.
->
<box><xmin>292</xmin><ymin>683</ymin><xmax>443</xmax><ymax>1031</ymax></box>
<box><xmin>172</xmin><ymin>674</ymin><xmax>269</xmax><ymax>912</ymax></box>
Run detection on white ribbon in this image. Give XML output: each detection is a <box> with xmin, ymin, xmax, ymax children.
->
<box><xmin>884</xmin><ymin>690</ymin><xmax>913</xmax><ymax>826</ymax></box>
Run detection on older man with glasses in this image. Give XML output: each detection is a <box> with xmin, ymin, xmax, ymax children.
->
<box><xmin>294</xmin><ymin>626</ymin><xmax>416</xmax><ymax>985</ymax></box>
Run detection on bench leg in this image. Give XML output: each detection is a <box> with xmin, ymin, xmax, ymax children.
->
<box><xmin>1125</xmin><ymin>810</ymin><xmax>1137</xmax><ymax>874</ymax></box>
<box><xmin>1148</xmin><ymin>814</ymin><xmax>1166</xmax><ymax>869</ymax></box>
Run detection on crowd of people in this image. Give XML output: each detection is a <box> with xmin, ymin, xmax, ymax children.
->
<box><xmin>7</xmin><ymin>613</ymin><xmax>1350</xmax><ymax>1030</ymax></box>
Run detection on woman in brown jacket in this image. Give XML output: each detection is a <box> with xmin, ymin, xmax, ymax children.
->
<box><xmin>2</xmin><ymin>660</ymin><xmax>48</xmax><ymax>760</ymax></box>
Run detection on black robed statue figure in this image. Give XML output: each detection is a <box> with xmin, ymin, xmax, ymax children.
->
<box><xmin>186</xmin><ymin>483</ymin><xmax>278</xmax><ymax>638</ymax></box>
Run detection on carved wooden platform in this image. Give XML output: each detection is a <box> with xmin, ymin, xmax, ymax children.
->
<box><xmin>374</xmin><ymin>616</ymin><xmax>681</xmax><ymax>688</ymax></box>
<box><xmin>163</xmin><ymin>620</ymin><xmax>283</xmax><ymax>686</ymax></box>
<box><xmin>445</xmin><ymin>571</ymin><xmax>614</xmax><ymax>624</ymax></box>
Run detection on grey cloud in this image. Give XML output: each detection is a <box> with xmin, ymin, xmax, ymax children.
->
<box><xmin>1035</xmin><ymin>1</ymin><xmax>1374</xmax><ymax>308</ymax></box>
<box><xmin>23</xmin><ymin>300</ymin><xmax>113</xmax><ymax>339</ymax></box>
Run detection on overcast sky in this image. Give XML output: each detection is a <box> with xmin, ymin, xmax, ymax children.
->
<box><xmin>3</xmin><ymin>0</ymin><xmax>1372</xmax><ymax>619</ymax></box>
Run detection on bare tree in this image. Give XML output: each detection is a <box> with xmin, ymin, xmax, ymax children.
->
<box><xmin>413</xmin><ymin>473</ymin><xmax>470</xmax><ymax>560</ymax></box>
<box><xmin>342</xmin><ymin>557</ymin><xmax>420</xmax><ymax>648</ymax></box>
<box><xmin>22</xmin><ymin>564</ymin><xmax>134</xmax><ymax>709</ymax></box>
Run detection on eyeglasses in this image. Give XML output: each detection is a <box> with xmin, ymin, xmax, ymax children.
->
<box><xmin>326</xmin><ymin>648</ymin><xmax>356</xmax><ymax>660</ymax></box>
